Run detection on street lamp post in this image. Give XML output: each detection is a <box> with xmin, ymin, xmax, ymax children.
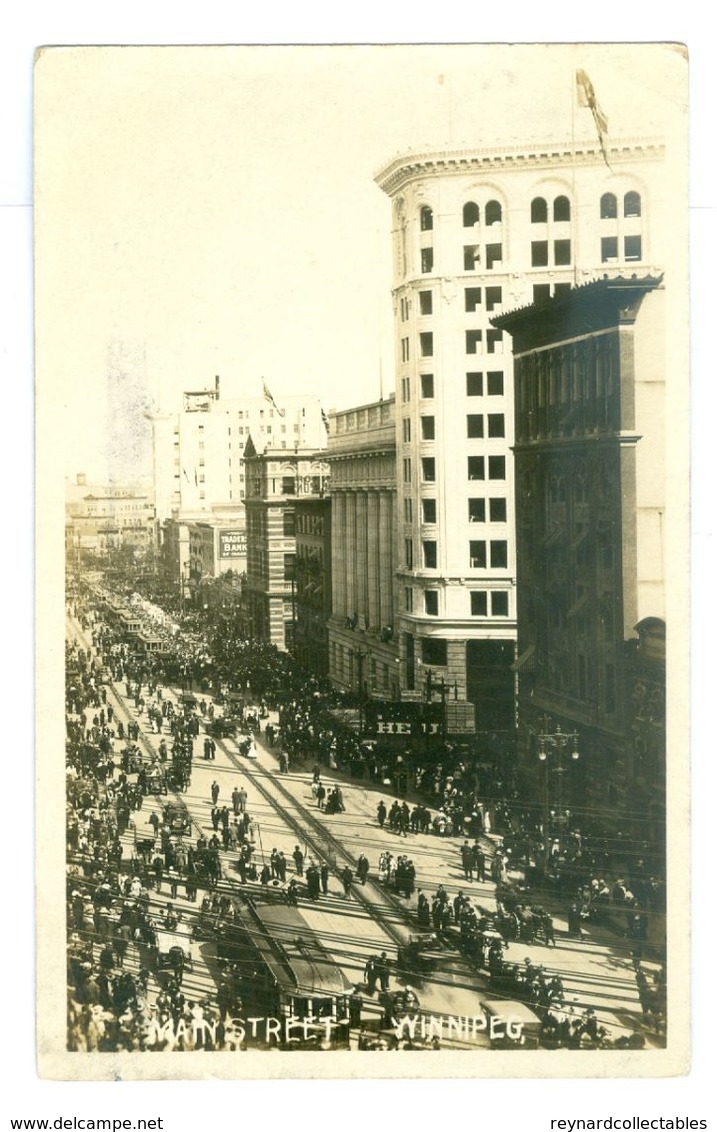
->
<box><xmin>537</xmin><ymin>722</ymin><xmax>580</xmax><ymax>873</ymax></box>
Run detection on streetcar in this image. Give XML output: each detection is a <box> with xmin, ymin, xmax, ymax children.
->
<box><xmin>215</xmin><ymin>895</ymin><xmax>352</xmax><ymax>1049</ymax></box>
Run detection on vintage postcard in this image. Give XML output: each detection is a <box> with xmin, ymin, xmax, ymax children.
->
<box><xmin>35</xmin><ymin>42</ymin><xmax>690</xmax><ymax>1080</ymax></box>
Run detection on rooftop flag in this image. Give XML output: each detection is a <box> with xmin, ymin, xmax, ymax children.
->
<box><xmin>262</xmin><ymin>377</ymin><xmax>285</xmax><ymax>417</ymax></box>
<box><xmin>576</xmin><ymin>68</ymin><xmax>611</xmax><ymax>168</ymax></box>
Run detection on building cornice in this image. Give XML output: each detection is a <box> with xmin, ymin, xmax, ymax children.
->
<box><xmin>375</xmin><ymin>137</ymin><xmax>664</xmax><ymax>195</ymax></box>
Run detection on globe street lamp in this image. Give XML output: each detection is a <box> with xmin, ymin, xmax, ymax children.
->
<box><xmin>538</xmin><ymin>723</ymin><xmax>580</xmax><ymax>872</ymax></box>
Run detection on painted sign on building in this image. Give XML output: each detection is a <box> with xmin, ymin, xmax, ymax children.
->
<box><xmin>363</xmin><ymin>701</ymin><xmax>445</xmax><ymax>738</ymax></box>
<box><xmin>219</xmin><ymin>530</ymin><xmax>247</xmax><ymax>558</ymax></box>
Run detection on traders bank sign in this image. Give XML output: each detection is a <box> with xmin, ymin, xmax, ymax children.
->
<box><xmin>219</xmin><ymin>530</ymin><xmax>247</xmax><ymax>559</ymax></box>
<box><xmin>363</xmin><ymin>701</ymin><xmax>445</xmax><ymax>739</ymax></box>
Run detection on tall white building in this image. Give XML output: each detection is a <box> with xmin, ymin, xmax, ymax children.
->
<box><xmin>149</xmin><ymin>378</ymin><xmax>327</xmax><ymax>525</ymax></box>
<box><xmin>375</xmin><ymin>135</ymin><xmax>665</xmax><ymax>732</ymax></box>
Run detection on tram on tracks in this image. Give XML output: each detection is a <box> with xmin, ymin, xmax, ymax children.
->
<box><xmin>215</xmin><ymin>894</ymin><xmax>353</xmax><ymax>1049</ymax></box>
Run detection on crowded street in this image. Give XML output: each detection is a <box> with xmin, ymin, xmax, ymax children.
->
<box><xmin>63</xmin><ymin>575</ymin><xmax>666</xmax><ymax>1054</ymax></box>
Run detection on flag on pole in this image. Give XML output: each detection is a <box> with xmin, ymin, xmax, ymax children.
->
<box><xmin>321</xmin><ymin>408</ymin><xmax>330</xmax><ymax>432</ymax></box>
<box><xmin>576</xmin><ymin>68</ymin><xmax>610</xmax><ymax>168</ymax></box>
<box><xmin>262</xmin><ymin>377</ymin><xmax>285</xmax><ymax>417</ymax></box>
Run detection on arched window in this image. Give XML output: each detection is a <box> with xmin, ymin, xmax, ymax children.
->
<box><xmin>485</xmin><ymin>200</ymin><xmax>502</xmax><ymax>226</ymax></box>
<box><xmin>463</xmin><ymin>201</ymin><xmax>480</xmax><ymax>227</ymax></box>
<box><xmin>600</xmin><ymin>193</ymin><xmax>617</xmax><ymax>220</ymax></box>
<box><xmin>553</xmin><ymin>195</ymin><xmax>571</xmax><ymax>222</ymax></box>
<box><xmin>419</xmin><ymin>205</ymin><xmax>434</xmax><ymax>231</ymax></box>
<box><xmin>531</xmin><ymin>197</ymin><xmax>547</xmax><ymax>223</ymax></box>
<box><xmin>624</xmin><ymin>191</ymin><xmax>641</xmax><ymax>218</ymax></box>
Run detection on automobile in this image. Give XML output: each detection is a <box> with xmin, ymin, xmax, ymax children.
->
<box><xmin>154</xmin><ymin>928</ymin><xmax>197</xmax><ymax>973</ymax></box>
<box><xmin>206</xmin><ymin>717</ymin><xmax>238</xmax><ymax>739</ymax></box>
<box><xmin>164</xmin><ymin>799</ymin><xmax>191</xmax><ymax>835</ymax></box>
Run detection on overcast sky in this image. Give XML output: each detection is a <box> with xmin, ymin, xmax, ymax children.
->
<box><xmin>34</xmin><ymin>42</ymin><xmax>687</xmax><ymax>481</ymax></box>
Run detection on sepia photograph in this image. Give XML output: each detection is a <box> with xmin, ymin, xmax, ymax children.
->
<box><xmin>33</xmin><ymin>41</ymin><xmax>691</xmax><ymax>1081</ymax></box>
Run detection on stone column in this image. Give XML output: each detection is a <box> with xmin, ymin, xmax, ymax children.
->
<box><xmin>378</xmin><ymin>490</ymin><xmax>393</xmax><ymax>628</ymax></box>
<box><xmin>367</xmin><ymin>490</ymin><xmax>380</xmax><ymax>631</ymax></box>
<box><xmin>356</xmin><ymin>492</ymin><xmax>368</xmax><ymax>623</ymax></box>
<box><xmin>345</xmin><ymin>492</ymin><xmax>357</xmax><ymax>617</ymax></box>
<box><xmin>332</xmin><ymin>492</ymin><xmax>347</xmax><ymax>617</ymax></box>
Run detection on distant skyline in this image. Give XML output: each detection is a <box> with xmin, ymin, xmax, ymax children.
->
<box><xmin>34</xmin><ymin>43</ymin><xmax>687</xmax><ymax>481</ymax></box>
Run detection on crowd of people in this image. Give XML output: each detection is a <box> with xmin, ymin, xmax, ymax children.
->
<box><xmin>64</xmin><ymin>573</ymin><xmax>665</xmax><ymax>1053</ymax></box>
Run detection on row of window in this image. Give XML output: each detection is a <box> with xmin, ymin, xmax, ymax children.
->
<box><xmin>404</xmin><ymin>538</ymin><xmax>508</xmax><ymax>570</ymax></box>
<box><xmin>403</xmin><ymin>497</ymin><xmax>506</xmax><ymax>523</ymax></box>
<box><xmin>401</xmin><ymin>286</ymin><xmax>504</xmax><ymax>318</ymax></box>
<box><xmin>406</xmin><ymin>586</ymin><xmax>510</xmax><ymax>617</ymax></box>
<box><xmin>419</xmin><ymin>192</ymin><xmax>641</xmax><ymax>231</ymax></box>
<box><xmin>403</xmin><ymin>453</ymin><xmax>507</xmax><ymax>485</ymax></box>
<box><xmin>420</xmin><ymin>232</ymin><xmax>644</xmax><ymax>275</ymax></box>
<box><xmin>401</xmin><ymin>372</ymin><xmax>505</xmax><ymax>402</ymax></box>
<box><xmin>401</xmin><ymin>412</ymin><xmax>505</xmax><ymax>442</ymax></box>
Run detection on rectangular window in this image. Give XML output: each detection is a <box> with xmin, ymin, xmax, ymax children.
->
<box><xmin>487</xmin><ymin>371</ymin><xmax>504</xmax><ymax>395</ymax></box>
<box><xmin>463</xmin><ymin>245</ymin><xmax>479</xmax><ymax>270</ymax></box>
<box><xmin>533</xmin><ymin>283</ymin><xmax>551</xmax><ymax>304</ymax></box>
<box><xmin>488</xmin><ymin>455</ymin><xmax>506</xmax><ymax>479</ymax></box>
<box><xmin>468</xmin><ymin>456</ymin><xmax>485</xmax><ymax>480</ymax></box>
<box><xmin>624</xmin><ymin>235</ymin><xmax>642</xmax><ymax>261</ymax></box>
<box><xmin>405</xmin><ymin>539</ymin><xmax>414</xmax><ymax>569</ymax></box>
<box><xmin>422</xmin><ymin>498</ymin><xmax>437</xmax><ymax>524</ymax></box>
<box><xmin>419</xmin><ymin>332</ymin><xmax>433</xmax><ymax>357</ymax></box>
<box><xmin>470</xmin><ymin>591</ymin><xmax>487</xmax><ymax>616</ymax></box>
<box><xmin>282</xmin><ymin>476</ymin><xmax>296</xmax><ymax>495</ymax></box>
<box><xmin>485</xmin><ymin>286</ymin><xmax>502</xmax><ymax>311</ymax></box>
<box><xmin>486</xmin><ymin>329</ymin><xmax>503</xmax><ymax>354</ymax></box>
<box><xmin>421</xmin><ymin>248</ymin><xmax>434</xmax><ymax>273</ymax></box>
<box><xmin>424</xmin><ymin>591</ymin><xmax>439</xmax><ymax>616</ymax></box>
<box><xmin>465</xmin><ymin>287</ymin><xmax>482</xmax><ymax>312</ymax></box>
<box><xmin>419</xmin><ymin>290</ymin><xmax>433</xmax><ymax>315</ymax></box>
<box><xmin>402</xmin><ymin>376</ymin><xmax>411</xmax><ymax>402</ymax></box>
<box><xmin>491</xmin><ymin>591</ymin><xmax>509</xmax><ymax>616</ymax></box>
<box><xmin>489</xmin><ymin>498</ymin><xmax>507</xmax><ymax>522</ymax></box>
<box><xmin>403</xmin><ymin>457</ymin><xmax>412</xmax><ymax>483</ymax></box>
<box><xmin>405</xmin><ymin>587</ymin><xmax>413</xmax><ymax>613</ymax></box>
<box><xmin>283</xmin><ymin>553</ymin><xmax>296</xmax><ymax>581</ymax></box>
<box><xmin>531</xmin><ymin>240</ymin><xmax>549</xmax><ymax>267</ymax></box>
<box><xmin>401</xmin><ymin>337</ymin><xmax>410</xmax><ymax>362</ymax></box>
<box><xmin>467</xmin><ymin>414</ymin><xmax>484</xmax><ymax>438</ymax></box>
<box><xmin>490</xmin><ymin>540</ymin><xmax>508</xmax><ymax>568</ymax></box>
<box><xmin>485</xmin><ymin>243</ymin><xmax>502</xmax><ymax>269</ymax></box>
<box><xmin>468</xmin><ymin>498</ymin><xmax>486</xmax><ymax>522</ymax></box>
<box><xmin>404</xmin><ymin>497</ymin><xmax>413</xmax><ymax>522</ymax></box>
<box><xmin>554</xmin><ymin>239</ymin><xmax>572</xmax><ymax>265</ymax></box>
<box><xmin>554</xmin><ymin>282</ymin><xmax>572</xmax><ymax>299</ymax></box>
<box><xmin>469</xmin><ymin>540</ymin><xmax>487</xmax><ymax>568</ymax></box>
<box><xmin>283</xmin><ymin>511</ymin><xmax>296</xmax><ymax>536</ymax></box>
<box><xmin>402</xmin><ymin>418</ymin><xmax>411</xmax><ymax>443</ymax></box>
<box><xmin>423</xmin><ymin>540</ymin><xmax>437</xmax><ymax>569</ymax></box>
<box><xmin>420</xmin><ymin>374</ymin><xmax>435</xmax><ymax>399</ymax></box>
<box><xmin>420</xmin><ymin>416</ymin><xmax>435</xmax><ymax>440</ymax></box>
<box><xmin>487</xmin><ymin>414</ymin><xmax>505</xmax><ymax>438</ymax></box>
<box><xmin>466</xmin><ymin>372</ymin><xmax>483</xmax><ymax>396</ymax></box>
<box><xmin>466</xmin><ymin>329</ymin><xmax>482</xmax><ymax>354</ymax></box>
<box><xmin>421</xmin><ymin>457</ymin><xmax>436</xmax><ymax>482</ymax></box>
<box><xmin>601</xmin><ymin>236</ymin><xmax>618</xmax><ymax>263</ymax></box>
